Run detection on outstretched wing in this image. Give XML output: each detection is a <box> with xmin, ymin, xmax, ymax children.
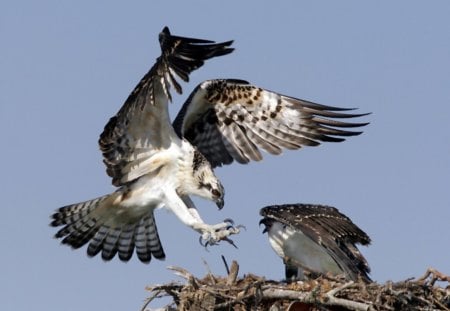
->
<box><xmin>173</xmin><ymin>79</ymin><xmax>369</xmax><ymax>167</ymax></box>
<box><xmin>99</xmin><ymin>27</ymin><xmax>234</xmax><ymax>186</ymax></box>
<box><xmin>260</xmin><ymin>204</ymin><xmax>371</xmax><ymax>280</ymax></box>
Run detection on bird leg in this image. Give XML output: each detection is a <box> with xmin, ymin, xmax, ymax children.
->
<box><xmin>166</xmin><ymin>194</ymin><xmax>242</xmax><ymax>247</ymax></box>
<box><xmin>193</xmin><ymin>219</ymin><xmax>242</xmax><ymax>247</ymax></box>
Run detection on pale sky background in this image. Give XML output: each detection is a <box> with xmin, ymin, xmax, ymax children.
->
<box><xmin>2</xmin><ymin>1</ymin><xmax>450</xmax><ymax>310</ymax></box>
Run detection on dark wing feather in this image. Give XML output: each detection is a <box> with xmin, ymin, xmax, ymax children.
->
<box><xmin>99</xmin><ymin>28</ymin><xmax>234</xmax><ymax>186</ymax></box>
<box><xmin>173</xmin><ymin>79</ymin><xmax>369</xmax><ymax>167</ymax></box>
<box><xmin>260</xmin><ymin>204</ymin><xmax>371</xmax><ymax>281</ymax></box>
<box><xmin>176</xmin><ymin>108</ymin><xmax>234</xmax><ymax>167</ymax></box>
<box><xmin>260</xmin><ymin>204</ymin><xmax>371</xmax><ymax>245</ymax></box>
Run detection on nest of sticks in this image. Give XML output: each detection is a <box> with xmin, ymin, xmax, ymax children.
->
<box><xmin>142</xmin><ymin>260</ymin><xmax>450</xmax><ymax>311</ymax></box>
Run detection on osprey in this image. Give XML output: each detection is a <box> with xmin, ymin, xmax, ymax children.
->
<box><xmin>260</xmin><ymin>204</ymin><xmax>371</xmax><ymax>282</ymax></box>
<box><xmin>51</xmin><ymin>27</ymin><xmax>369</xmax><ymax>264</ymax></box>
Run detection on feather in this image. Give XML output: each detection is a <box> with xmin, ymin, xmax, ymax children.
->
<box><xmin>117</xmin><ymin>225</ymin><xmax>136</xmax><ymax>262</ymax></box>
<box><xmin>260</xmin><ymin>204</ymin><xmax>371</xmax><ymax>282</ymax></box>
<box><xmin>135</xmin><ymin>216</ymin><xmax>152</xmax><ymax>263</ymax></box>
<box><xmin>99</xmin><ymin>28</ymin><xmax>233</xmax><ymax>186</ymax></box>
<box><xmin>175</xmin><ymin>79</ymin><xmax>370</xmax><ymax>167</ymax></box>
<box><xmin>101</xmin><ymin>227</ymin><xmax>120</xmax><ymax>261</ymax></box>
<box><xmin>145</xmin><ymin>213</ymin><xmax>165</xmax><ymax>259</ymax></box>
<box><xmin>87</xmin><ymin>225</ymin><xmax>109</xmax><ymax>257</ymax></box>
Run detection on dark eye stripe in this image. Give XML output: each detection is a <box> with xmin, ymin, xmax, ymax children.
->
<box><xmin>199</xmin><ymin>182</ymin><xmax>212</xmax><ymax>190</ymax></box>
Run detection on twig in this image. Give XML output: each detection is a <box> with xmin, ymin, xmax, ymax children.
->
<box><xmin>166</xmin><ymin>266</ymin><xmax>198</xmax><ymax>289</ymax></box>
<box><xmin>416</xmin><ymin>267</ymin><xmax>450</xmax><ymax>286</ymax></box>
<box><xmin>325</xmin><ymin>282</ymin><xmax>374</xmax><ymax>311</ymax></box>
<box><xmin>201</xmin><ymin>258</ymin><xmax>217</xmax><ymax>285</ymax></box>
<box><xmin>325</xmin><ymin>281</ymin><xmax>354</xmax><ymax>296</ymax></box>
<box><xmin>140</xmin><ymin>289</ymin><xmax>164</xmax><ymax>311</ymax></box>
<box><xmin>226</xmin><ymin>260</ymin><xmax>239</xmax><ymax>286</ymax></box>
<box><xmin>434</xmin><ymin>297</ymin><xmax>450</xmax><ymax>311</ymax></box>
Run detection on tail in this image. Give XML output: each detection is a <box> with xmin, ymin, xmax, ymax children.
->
<box><xmin>50</xmin><ymin>195</ymin><xmax>165</xmax><ymax>263</ymax></box>
<box><xmin>341</xmin><ymin>243</ymin><xmax>372</xmax><ymax>283</ymax></box>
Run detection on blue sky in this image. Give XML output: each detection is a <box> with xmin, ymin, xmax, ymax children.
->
<box><xmin>2</xmin><ymin>1</ymin><xmax>450</xmax><ymax>310</ymax></box>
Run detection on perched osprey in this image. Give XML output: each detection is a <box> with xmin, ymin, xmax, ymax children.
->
<box><xmin>51</xmin><ymin>27</ymin><xmax>369</xmax><ymax>264</ymax></box>
<box><xmin>260</xmin><ymin>204</ymin><xmax>371</xmax><ymax>282</ymax></box>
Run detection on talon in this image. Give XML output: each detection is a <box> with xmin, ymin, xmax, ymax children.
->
<box><xmin>200</xmin><ymin>237</ymin><xmax>216</xmax><ymax>249</ymax></box>
<box><xmin>197</xmin><ymin>220</ymin><xmax>243</xmax><ymax>249</ymax></box>
<box><xmin>199</xmin><ymin>232</ymin><xmax>219</xmax><ymax>249</ymax></box>
<box><xmin>236</xmin><ymin>224</ymin><xmax>246</xmax><ymax>231</ymax></box>
<box><xmin>221</xmin><ymin>218</ymin><xmax>238</xmax><ymax>231</ymax></box>
<box><xmin>199</xmin><ymin>231</ymin><xmax>215</xmax><ymax>248</ymax></box>
<box><xmin>224</xmin><ymin>224</ymin><xmax>244</xmax><ymax>235</ymax></box>
<box><xmin>222</xmin><ymin>237</ymin><xmax>238</xmax><ymax>249</ymax></box>
<box><xmin>199</xmin><ymin>235</ymin><xmax>205</xmax><ymax>247</ymax></box>
<box><xmin>223</xmin><ymin>218</ymin><xmax>234</xmax><ymax>225</ymax></box>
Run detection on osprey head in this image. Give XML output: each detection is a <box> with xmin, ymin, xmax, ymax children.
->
<box><xmin>192</xmin><ymin>150</ymin><xmax>225</xmax><ymax>209</ymax></box>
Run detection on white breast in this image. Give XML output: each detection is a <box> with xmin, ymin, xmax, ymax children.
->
<box><xmin>267</xmin><ymin>221</ymin><xmax>343</xmax><ymax>276</ymax></box>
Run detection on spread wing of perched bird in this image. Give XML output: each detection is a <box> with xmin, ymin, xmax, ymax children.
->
<box><xmin>260</xmin><ymin>204</ymin><xmax>371</xmax><ymax>282</ymax></box>
<box><xmin>51</xmin><ymin>26</ymin><xmax>370</xmax><ymax>264</ymax></box>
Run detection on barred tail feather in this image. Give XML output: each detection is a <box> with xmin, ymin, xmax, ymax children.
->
<box><xmin>52</xmin><ymin>195</ymin><xmax>109</xmax><ymax>248</ymax></box>
<box><xmin>61</xmin><ymin>218</ymin><xmax>99</xmax><ymax>249</ymax></box>
<box><xmin>50</xmin><ymin>195</ymin><xmax>165</xmax><ymax>263</ymax></box>
<box><xmin>51</xmin><ymin>195</ymin><xmax>108</xmax><ymax>228</ymax></box>
<box><xmin>146</xmin><ymin>213</ymin><xmax>165</xmax><ymax>259</ymax></box>
<box><xmin>101</xmin><ymin>227</ymin><xmax>121</xmax><ymax>261</ymax></box>
<box><xmin>87</xmin><ymin>225</ymin><xmax>108</xmax><ymax>257</ymax></box>
<box><xmin>135</xmin><ymin>213</ymin><xmax>165</xmax><ymax>263</ymax></box>
<box><xmin>117</xmin><ymin>225</ymin><xmax>136</xmax><ymax>262</ymax></box>
<box><xmin>135</xmin><ymin>217</ymin><xmax>151</xmax><ymax>263</ymax></box>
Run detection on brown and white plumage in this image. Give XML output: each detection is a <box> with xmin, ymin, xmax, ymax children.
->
<box><xmin>51</xmin><ymin>195</ymin><xmax>165</xmax><ymax>262</ymax></box>
<box><xmin>51</xmin><ymin>27</ymin><xmax>238</xmax><ymax>263</ymax></box>
<box><xmin>99</xmin><ymin>29</ymin><xmax>234</xmax><ymax>186</ymax></box>
<box><xmin>173</xmin><ymin>79</ymin><xmax>369</xmax><ymax>167</ymax></box>
<box><xmin>51</xmin><ymin>26</ymin><xmax>369</xmax><ymax>264</ymax></box>
<box><xmin>260</xmin><ymin>204</ymin><xmax>371</xmax><ymax>282</ymax></box>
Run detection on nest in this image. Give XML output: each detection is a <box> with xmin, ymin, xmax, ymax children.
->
<box><xmin>142</xmin><ymin>261</ymin><xmax>450</xmax><ymax>311</ymax></box>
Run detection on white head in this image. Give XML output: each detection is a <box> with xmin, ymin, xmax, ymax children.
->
<box><xmin>181</xmin><ymin>149</ymin><xmax>225</xmax><ymax>209</ymax></box>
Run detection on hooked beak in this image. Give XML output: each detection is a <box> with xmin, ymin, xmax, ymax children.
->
<box><xmin>216</xmin><ymin>197</ymin><xmax>224</xmax><ymax>210</ymax></box>
<box><xmin>259</xmin><ymin>219</ymin><xmax>270</xmax><ymax>234</ymax></box>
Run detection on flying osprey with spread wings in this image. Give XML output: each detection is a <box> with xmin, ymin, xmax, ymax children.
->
<box><xmin>51</xmin><ymin>27</ymin><xmax>369</xmax><ymax>263</ymax></box>
<box><xmin>260</xmin><ymin>204</ymin><xmax>371</xmax><ymax>282</ymax></box>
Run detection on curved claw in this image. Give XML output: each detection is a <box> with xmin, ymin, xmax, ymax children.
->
<box><xmin>223</xmin><ymin>218</ymin><xmax>240</xmax><ymax>231</ymax></box>
<box><xmin>204</xmin><ymin>240</ymin><xmax>215</xmax><ymax>248</ymax></box>
<box><xmin>223</xmin><ymin>218</ymin><xmax>235</xmax><ymax>225</ymax></box>
<box><xmin>199</xmin><ymin>235</ymin><xmax>206</xmax><ymax>247</ymax></box>
<box><xmin>222</xmin><ymin>237</ymin><xmax>238</xmax><ymax>249</ymax></box>
<box><xmin>199</xmin><ymin>231</ymin><xmax>223</xmax><ymax>248</ymax></box>
<box><xmin>203</xmin><ymin>236</ymin><xmax>235</xmax><ymax>249</ymax></box>
<box><xmin>199</xmin><ymin>233</ymin><xmax>218</xmax><ymax>248</ymax></box>
<box><xmin>235</xmin><ymin>224</ymin><xmax>246</xmax><ymax>231</ymax></box>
